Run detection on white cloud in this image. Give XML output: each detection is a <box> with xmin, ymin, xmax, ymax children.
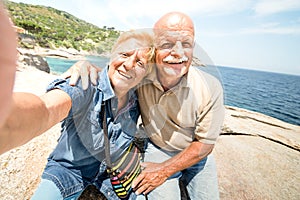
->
<box><xmin>78</xmin><ymin>0</ymin><xmax>252</xmax><ymax>30</ymax></box>
<box><xmin>200</xmin><ymin>22</ymin><xmax>300</xmax><ymax>37</ymax></box>
<box><xmin>241</xmin><ymin>26</ymin><xmax>300</xmax><ymax>35</ymax></box>
<box><xmin>9</xmin><ymin>0</ymin><xmax>253</xmax><ymax>30</ymax></box>
<box><xmin>239</xmin><ymin>21</ymin><xmax>300</xmax><ymax>35</ymax></box>
<box><xmin>105</xmin><ymin>0</ymin><xmax>249</xmax><ymax>17</ymax></box>
<box><xmin>254</xmin><ymin>0</ymin><xmax>300</xmax><ymax>16</ymax></box>
<box><xmin>11</xmin><ymin>0</ymin><xmax>300</xmax><ymax>36</ymax></box>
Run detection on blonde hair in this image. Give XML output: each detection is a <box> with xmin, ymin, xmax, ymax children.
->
<box><xmin>111</xmin><ymin>29</ymin><xmax>155</xmax><ymax>73</ymax></box>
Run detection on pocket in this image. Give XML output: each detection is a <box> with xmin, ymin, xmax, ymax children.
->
<box><xmin>86</xmin><ymin>110</ymin><xmax>104</xmax><ymax>151</ymax></box>
<box><xmin>87</xmin><ymin>110</ymin><xmax>100</xmax><ymax>128</ymax></box>
<box><xmin>111</xmin><ymin>130</ymin><xmax>134</xmax><ymax>147</ymax></box>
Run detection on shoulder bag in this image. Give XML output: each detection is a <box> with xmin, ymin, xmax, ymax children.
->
<box><xmin>101</xmin><ymin>102</ymin><xmax>147</xmax><ymax>200</ymax></box>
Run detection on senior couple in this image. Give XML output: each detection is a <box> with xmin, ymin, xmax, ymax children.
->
<box><xmin>1</xmin><ymin>11</ymin><xmax>224</xmax><ymax>200</ymax></box>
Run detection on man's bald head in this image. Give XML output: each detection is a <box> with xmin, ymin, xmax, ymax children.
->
<box><xmin>154</xmin><ymin>12</ymin><xmax>194</xmax><ymax>36</ymax></box>
<box><xmin>152</xmin><ymin>12</ymin><xmax>195</xmax><ymax>89</ymax></box>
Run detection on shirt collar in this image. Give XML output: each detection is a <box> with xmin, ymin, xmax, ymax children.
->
<box><xmin>97</xmin><ymin>66</ymin><xmax>137</xmax><ymax>101</ymax></box>
<box><xmin>97</xmin><ymin>66</ymin><xmax>115</xmax><ymax>101</ymax></box>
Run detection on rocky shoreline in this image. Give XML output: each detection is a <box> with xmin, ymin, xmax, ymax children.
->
<box><xmin>0</xmin><ymin>65</ymin><xmax>299</xmax><ymax>200</ymax></box>
<box><xmin>17</xmin><ymin>47</ymin><xmax>110</xmax><ymax>75</ymax></box>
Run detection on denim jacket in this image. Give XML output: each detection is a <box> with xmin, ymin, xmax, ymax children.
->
<box><xmin>41</xmin><ymin>66</ymin><xmax>140</xmax><ymax>199</ymax></box>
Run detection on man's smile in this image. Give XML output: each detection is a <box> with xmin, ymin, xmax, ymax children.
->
<box><xmin>163</xmin><ymin>55</ymin><xmax>188</xmax><ymax>65</ymax></box>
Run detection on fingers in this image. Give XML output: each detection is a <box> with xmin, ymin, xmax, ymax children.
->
<box><xmin>62</xmin><ymin>60</ymin><xmax>100</xmax><ymax>90</ymax></box>
<box><xmin>89</xmin><ymin>65</ymin><xmax>99</xmax><ymax>86</ymax></box>
<box><xmin>132</xmin><ymin>171</ymin><xmax>155</xmax><ymax>195</ymax></box>
<box><xmin>137</xmin><ymin>184</ymin><xmax>155</xmax><ymax>195</ymax></box>
<box><xmin>68</xmin><ymin>70</ymin><xmax>80</xmax><ymax>86</ymax></box>
<box><xmin>80</xmin><ymin>62</ymin><xmax>89</xmax><ymax>90</ymax></box>
<box><xmin>134</xmin><ymin>178</ymin><xmax>155</xmax><ymax>195</ymax></box>
<box><xmin>143</xmin><ymin>186</ymin><xmax>155</xmax><ymax>195</ymax></box>
<box><xmin>61</xmin><ymin>61</ymin><xmax>82</xmax><ymax>85</ymax></box>
<box><xmin>132</xmin><ymin>173</ymin><xmax>144</xmax><ymax>189</ymax></box>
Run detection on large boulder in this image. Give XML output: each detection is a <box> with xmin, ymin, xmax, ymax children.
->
<box><xmin>214</xmin><ymin>106</ymin><xmax>300</xmax><ymax>200</ymax></box>
<box><xmin>21</xmin><ymin>53</ymin><xmax>50</xmax><ymax>73</ymax></box>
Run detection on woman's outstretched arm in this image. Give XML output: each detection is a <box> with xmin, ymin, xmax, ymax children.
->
<box><xmin>0</xmin><ymin>89</ymin><xmax>72</xmax><ymax>155</ymax></box>
<box><xmin>0</xmin><ymin>2</ymin><xmax>17</xmax><ymax>127</ymax></box>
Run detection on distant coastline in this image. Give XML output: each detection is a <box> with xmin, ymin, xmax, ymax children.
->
<box><xmin>16</xmin><ymin>46</ymin><xmax>300</xmax><ymax>127</ymax></box>
<box><xmin>17</xmin><ymin>47</ymin><xmax>110</xmax><ymax>60</ymax></box>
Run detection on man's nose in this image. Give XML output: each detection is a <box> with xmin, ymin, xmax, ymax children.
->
<box><xmin>171</xmin><ymin>41</ymin><xmax>184</xmax><ymax>57</ymax></box>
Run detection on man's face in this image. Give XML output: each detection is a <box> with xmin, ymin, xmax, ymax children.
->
<box><xmin>155</xmin><ymin>30</ymin><xmax>194</xmax><ymax>81</ymax></box>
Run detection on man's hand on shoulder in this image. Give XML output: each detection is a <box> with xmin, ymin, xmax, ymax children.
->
<box><xmin>61</xmin><ymin>60</ymin><xmax>100</xmax><ymax>90</ymax></box>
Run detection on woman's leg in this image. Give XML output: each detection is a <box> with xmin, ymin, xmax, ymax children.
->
<box><xmin>31</xmin><ymin>179</ymin><xmax>63</xmax><ymax>200</ymax></box>
<box><xmin>31</xmin><ymin>179</ymin><xmax>82</xmax><ymax>200</ymax></box>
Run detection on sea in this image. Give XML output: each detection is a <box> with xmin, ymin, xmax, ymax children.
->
<box><xmin>46</xmin><ymin>56</ymin><xmax>300</xmax><ymax>126</ymax></box>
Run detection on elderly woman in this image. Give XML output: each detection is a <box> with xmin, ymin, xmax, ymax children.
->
<box><xmin>1</xmin><ymin>29</ymin><xmax>154</xmax><ymax>200</ymax></box>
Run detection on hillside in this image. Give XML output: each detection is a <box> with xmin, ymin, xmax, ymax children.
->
<box><xmin>4</xmin><ymin>0</ymin><xmax>120</xmax><ymax>54</ymax></box>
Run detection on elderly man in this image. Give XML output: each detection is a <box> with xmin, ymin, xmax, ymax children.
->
<box><xmin>66</xmin><ymin>12</ymin><xmax>225</xmax><ymax>200</ymax></box>
<box><xmin>132</xmin><ymin>12</ymin><xmax>224</xmax><ymax>200</ymax></box>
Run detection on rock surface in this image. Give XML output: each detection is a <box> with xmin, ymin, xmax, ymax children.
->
<box><xmin>22</xmin><ymin>53</ymin><xmax>50</xmax><ymax>73</ymax></box>
<box><xmin>16</xmin><ymin>47</ymin><xmax>89</xmax><ymax>74</ymax></box>
<box><xmin>0</xmin><ymin>67</ymin><xmax>299</xmax><ymax>200</ymax></box>
<box><xmin>17</xmin><ymin>48</ymin><xmax>51</xmax><ymax>73</ymax></box>
<box><xmin>216</xmin><ymin>106</ymin><xmax>300</xmax><ymax>200</ymax></box>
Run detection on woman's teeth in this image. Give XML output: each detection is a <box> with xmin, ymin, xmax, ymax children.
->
<box><xmin>118</xmin><ymin>71</ymin><xmax>132</xmax><ymax>79</ymax></box>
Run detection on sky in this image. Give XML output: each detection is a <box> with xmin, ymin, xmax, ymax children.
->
<box><xmin>9</xmin><ymin>0</ymin><xmax>300</xmax><ymax>75</ymax></box>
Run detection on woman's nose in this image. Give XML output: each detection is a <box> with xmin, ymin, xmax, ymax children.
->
<box><xmin>123</xmin><ymin>51</ymin><xmax>138</xmax><ymax>70</ymax></box>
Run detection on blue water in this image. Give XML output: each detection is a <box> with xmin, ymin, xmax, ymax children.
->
<box><xmin>206</xmin><ymin>66</ymin><xmax>300</xmax><ymax>126</ymax></box>
<box><xmin>46</xmin><ymin>56</ymin><xmax>300</xmax><ymax>126</ymax></box>
<box><xmin>45</xmin><ymin>56</ymin><xmax>108</xmax><ymax>74</ymax></box>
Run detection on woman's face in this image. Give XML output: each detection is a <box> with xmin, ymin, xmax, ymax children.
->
<box><xmin>108</xmin><ymin>38</ymin><xmax>150</xmax><ymax>91</ymax></box>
